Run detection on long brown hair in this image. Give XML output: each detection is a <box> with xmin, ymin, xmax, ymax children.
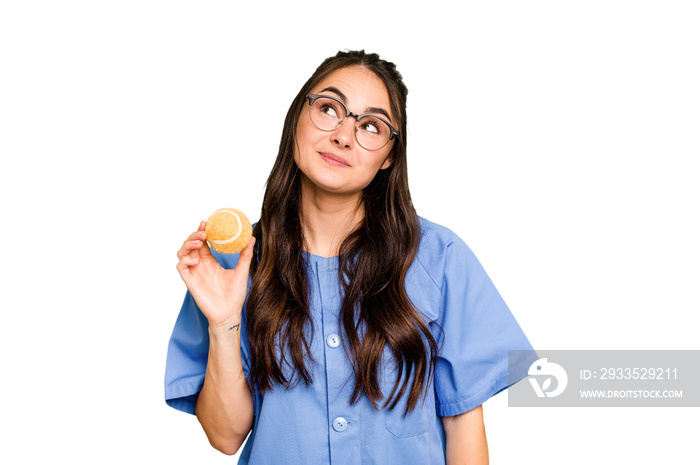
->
<box><xmin>246</xmin><ymin>50</ymin><xmax>438</xmax><ymax>416</ymax></box>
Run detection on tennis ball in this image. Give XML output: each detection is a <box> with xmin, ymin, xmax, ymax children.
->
<box><xmin>204</xmin><ymin>208</ymin><xmax>253</xmax><ymax>254</ymax></box>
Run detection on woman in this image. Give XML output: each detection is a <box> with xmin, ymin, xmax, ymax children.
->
<box><xmin>166</xmin><ymin>50</ymin><xmax>536</xmax><ymax>464</ymax></box>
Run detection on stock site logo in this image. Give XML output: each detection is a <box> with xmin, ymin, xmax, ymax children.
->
<box><xmin>528</xmin><ymin>358</ymin><xmax>568</xmax><ymax>398</ymax></box>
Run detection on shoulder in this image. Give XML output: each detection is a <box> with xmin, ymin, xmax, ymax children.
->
<box><xmin>417</xmin><ymin>216</ymin><xmax>467</xmax><ymax>252</ymax></box>
<box><xmin>403</xmin><ymin>217</ymin><xmax>476</xmax><ymax>321</ymax></box>
<box><xmin>415</xmin><ymin>216</ymin><xmax>476</xmax><ymax>289</ymax></box>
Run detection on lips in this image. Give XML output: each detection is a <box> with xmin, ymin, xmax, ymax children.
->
<box><xmin>319</xmin><ymin>152</ymin><xmax>351</xmax><ymax>167</ymax></box>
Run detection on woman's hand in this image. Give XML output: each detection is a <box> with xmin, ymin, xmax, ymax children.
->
<box><xmin>176</xmin><ymin>221</ymin><xmax>256</xmax><ymax>328</ymax></box>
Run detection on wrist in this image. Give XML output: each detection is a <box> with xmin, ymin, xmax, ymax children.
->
<box><xmin>209</xmin><ymin>314</ymin><xmax>243</xmax><ymax>336</ymax></box>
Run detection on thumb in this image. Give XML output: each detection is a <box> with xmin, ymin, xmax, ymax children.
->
<box><xmin>235</xmin><ymin>236</ymin><xmax>257</xmax><ymax>276</ymax></box>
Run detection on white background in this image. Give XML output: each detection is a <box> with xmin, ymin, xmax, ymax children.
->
<box><xmin>1</xmin><ymin>1</ymin><xmax>698</xmax><ymax>463</ymax></box>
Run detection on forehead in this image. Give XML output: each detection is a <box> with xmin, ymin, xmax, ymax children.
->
<box><xmin>312</xmin><ymin>66</ymin><xmax>393</xmax><ymax>119</ymax></box>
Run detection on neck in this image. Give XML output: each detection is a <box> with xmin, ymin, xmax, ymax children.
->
<box><xmin>299</xmin><ymin>176</ymin><xmax>364</xmax><ymax>258</ymax></box>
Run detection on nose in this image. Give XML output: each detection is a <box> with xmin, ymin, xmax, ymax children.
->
<box><xmin>331</xmin><ymin>117</ymin><xmax>356</xmax><ymax>149</ymax></box>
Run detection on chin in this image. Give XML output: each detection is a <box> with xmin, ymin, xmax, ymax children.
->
<box><xmin>316</xmin><ymin>181</ymin><xmax>352</xmax><ymax>194</ymax></box>
<box><xmin>303</xmin><ymin>175</ymin><xmax>357</xmax><ymax>196</ymax></box>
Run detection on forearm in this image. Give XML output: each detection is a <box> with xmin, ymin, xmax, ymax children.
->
<box><xmin>443</xmin><ymin>404</ymin><xmax>489</xmax><ymax>465</ymax></box>
<box><xmin>195</xmin><ymin>316</ymin><xmax>254</xmax><ymax>456</ymax></box>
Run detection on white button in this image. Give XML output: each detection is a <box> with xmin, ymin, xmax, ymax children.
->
<box><xmin>332</xmin><ymin>417</ymin><xmax>348</xmax><ymax>432</ymax></box>
<box><xmin>326</xmin><ymin>334</ymin><xmax>341</xmax><ymax>348</ymax></box>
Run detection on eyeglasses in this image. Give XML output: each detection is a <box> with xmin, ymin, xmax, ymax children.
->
<box><xmin>305</xmin><ymin>93</ymin><xmax>400</xmax><ymax>151</ymax></box>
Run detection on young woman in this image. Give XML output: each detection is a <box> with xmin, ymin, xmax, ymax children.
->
<box><xmin>166</xmin><ymin>50</ymin><xmax>536</xmax><ymax>464</ymax></box>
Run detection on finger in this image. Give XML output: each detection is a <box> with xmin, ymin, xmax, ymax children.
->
<box><xmin>177</xmin><ymin>232</ymin><xmax>207</xmax><ymax>258</ymax></box>
<box><xmin>176</xmin><ymin>238</ymin><xmax>205</xmax><ymax>260</ymax></box>
<box><xmin>176</xmin><ymin>255</ymin><xmax>200</xmax><ymax>272</ymax></box>
<box><xmin>192</xmin><ymin>224</ymin><xmax>214</xmax><ymax>259</ymax></box>
<box><xmin>235</xmin><ymin>237</ymin><xmax>256</xmax><ymax>276</ymax></box>
<box><xmin>184</xmin><ymin>228</ymin><xmax>206</xmax><ymax>244</ymax></box>
<box><xmin>178</xmin><ymin>225</ymin><xmax>207</xmax><ymax>255</ymax></box>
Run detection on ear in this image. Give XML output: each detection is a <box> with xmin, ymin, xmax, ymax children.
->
<box><xmin>380</xmin><ymin>155</ymin><xmax>393</xmax><ymax>170</ymax></box>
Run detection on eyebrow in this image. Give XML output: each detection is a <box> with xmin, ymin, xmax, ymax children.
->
<box><xmin>320</xmin><ymin>86</ymin><xmax>393</xmax><ymax>122</ymax></box>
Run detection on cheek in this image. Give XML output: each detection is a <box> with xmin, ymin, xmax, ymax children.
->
<box><xmin>373</xmin><ymin>147</ymin><xmax>393</xmax><ymax>171</ymax></box>
<box><xmin>297</xmin><ymin>109</ymin><xmax>319</xmax><ymax>140</ymax></box>
<box><xmin>294</xmin><ymin>120</ymin><xmax>311</xmax><ymax>161</ymax></box>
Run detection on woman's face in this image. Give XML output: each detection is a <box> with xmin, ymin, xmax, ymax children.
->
<box><xmin>294</xmin><ymin>66</ymin><xmax>395</xmax><ymax>197</ymax></box>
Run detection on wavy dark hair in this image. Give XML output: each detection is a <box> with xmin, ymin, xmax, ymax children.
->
<box><xmin>246</xmin><ymin>50</ymin><xmax>438</xmax><ymax>416</ymax></box>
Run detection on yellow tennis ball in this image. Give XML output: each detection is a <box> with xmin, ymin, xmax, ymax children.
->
<box><xmin>204</xmin><ymin>208</ymin><xmax>253</xmax><ymax>254</ymax></box>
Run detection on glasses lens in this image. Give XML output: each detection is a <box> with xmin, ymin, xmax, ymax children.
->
<box><xmin>308</xmin><ymin>95</ymin><xmax>394</xmax><ymax>151</ymax></box>
<box><xmin>309</xmin><ymin>97</ymin><xmax>346</xmax><ymax>131</ymax></box>
<box><xmin>355</xmin><ymin>116</ymin><xmax>392</xmax><ymax>151</ymax></box>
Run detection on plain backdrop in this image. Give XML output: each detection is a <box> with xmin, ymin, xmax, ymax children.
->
<box><xmin>1</xmin><ymin>1</ymin><xmax>698</xmax><ymax>463</ymax></box>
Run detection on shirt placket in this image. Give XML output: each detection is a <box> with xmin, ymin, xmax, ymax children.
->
<box><xmin>316</xmin><ymin>257</ymin><xmax>359</xmax><ymax>465</ymax></box>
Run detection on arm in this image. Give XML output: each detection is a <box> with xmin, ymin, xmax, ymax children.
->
<box><xmin>175</xmin><ymin>223</ymin><xmax>257</xmax><ymax>455</ymax></box>
<box><xmin>442</xmin><ymin>404</ymin><xmax>489</xmax><ymax>465</ymax></box>
<box><xmin>195</xmin><ymin>316</ymin><xmax>254</xmax><ymax>455</ymax></box>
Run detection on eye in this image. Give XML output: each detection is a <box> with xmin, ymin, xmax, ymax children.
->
<box><xmin>320</xmin><ymin>103</ymin><xmax>339</xmax><ymax>118</ymax></box>
<box><xmin>359</xmin><ymin>117</ymin><xmax>384</xmax><ymax>135</ymax></box>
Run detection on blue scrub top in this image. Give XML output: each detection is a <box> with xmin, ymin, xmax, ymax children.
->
<box><xmin>165</xmin><ymin>216</ymin><xmax>537</xmax><ymax>464</ymax></box>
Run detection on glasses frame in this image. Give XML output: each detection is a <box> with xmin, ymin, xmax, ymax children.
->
<box><xmin>305</xmin><ymin>93</ymin><xmax>400</xmax><ymax>151</ymax></box>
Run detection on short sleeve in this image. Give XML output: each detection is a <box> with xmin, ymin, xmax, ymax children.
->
<box><xmin>432</xmin><ymin>234</ymin><xmax>537</xmax><ymax>417</ymax></box>
<box><xmin>164</xmin><ymin>251</ymin><xmax>252</xmax><ymax>415</ymax></box>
